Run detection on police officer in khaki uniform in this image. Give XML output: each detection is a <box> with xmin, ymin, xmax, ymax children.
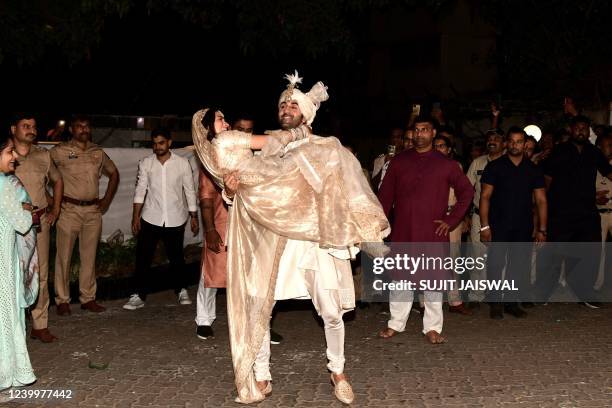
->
<box><xmin>50</xmin><ymin>115</ymin><xmax>119</xmax><ymax>315</ymax></box>
<box><xmin>11</xmin><ymin>114</ymin><xmax>64</xmax><ymax>342</ymax></box>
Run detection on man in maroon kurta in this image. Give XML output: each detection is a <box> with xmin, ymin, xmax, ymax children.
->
<box><xmin>377</xmin><ymin>116</ymin><xmax>473</xmax><ymax>343</ymax></box>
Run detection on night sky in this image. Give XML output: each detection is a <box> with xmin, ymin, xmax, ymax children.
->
<box><xmin>2</xmin><ymin>1</ymin><xmax>611</xmax><ymax>149</ymax></box>
<box><xmin>0</xmin><ymin>2</ymin><xmax>370</xmax><ymax>136</ymax></box>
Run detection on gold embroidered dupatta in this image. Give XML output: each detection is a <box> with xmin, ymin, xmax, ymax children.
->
<box><xmin>192</xmin><ymin>109</ymin><xmax>389</xmax><ymax>403</ymax></box>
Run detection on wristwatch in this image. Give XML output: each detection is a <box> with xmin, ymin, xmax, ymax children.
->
<box><xmin>479</xmin><ymin>225</ymin><xmax>490</xmax><ymax>232</ymax></box>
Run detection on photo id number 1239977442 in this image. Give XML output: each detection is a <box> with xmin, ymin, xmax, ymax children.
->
<box><xmin>8</xmin><ymin>389</ymin><xmax>73</xmax><ymax>399</ymax></box>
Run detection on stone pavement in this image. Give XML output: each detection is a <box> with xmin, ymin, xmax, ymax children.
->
<box><xmin>5</xmin><ymin>290</ymin><xmax>612</xmax><ymax>408</ymax></box>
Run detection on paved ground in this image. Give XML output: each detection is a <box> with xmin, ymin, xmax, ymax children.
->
<box><xmin>4</xmin><ymin>290</ymin><xmax>612</xmax><ymax>407</ymax></box>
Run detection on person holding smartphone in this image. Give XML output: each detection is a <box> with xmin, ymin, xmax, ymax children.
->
<box><xmin>371</xmin><ymin>126</ymin><xmax>405</xmax><ymax>192</ymax></box>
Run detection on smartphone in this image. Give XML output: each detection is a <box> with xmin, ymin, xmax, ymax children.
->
<box><xmin>432</xmin><ymin>102</ymin><xmax>441</xmax><ymax>110</ymax></box>
<box><xmin>412</xmin><ymin>104</ymin><xmax>421</xmax><ymax>116</ymax></box>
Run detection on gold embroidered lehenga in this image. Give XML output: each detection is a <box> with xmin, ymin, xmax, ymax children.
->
<box><xmin>192</xmin><ymin>109</ymin><xmax>389</xmax><ymax>403</ymax></box>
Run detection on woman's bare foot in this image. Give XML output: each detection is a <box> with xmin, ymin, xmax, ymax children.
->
<box><xmin>256</xmin><ymin>380</ymin><xmax>272</xmax><ymax>396</ymax></box>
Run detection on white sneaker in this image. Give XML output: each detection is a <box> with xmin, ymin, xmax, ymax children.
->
<box><xmin>178</xmin><ymin>288</ymin><xmax>192</xmax><ymax>305</ymax></box>
<box><xmin>581</xmin><ymin>301</ymin><xmax>601</xmax><ymax>309</ymax></box>
<box><xmin>123</xmin><ymin>294</ymin><xmax>145</xmax><ymax>310</ymax></box>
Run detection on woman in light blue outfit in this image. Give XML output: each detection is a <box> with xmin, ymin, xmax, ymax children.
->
<box><xmin>0</xmin><ymin>134</ymin><xmax>37</xmax><ymax>390</ymax></box>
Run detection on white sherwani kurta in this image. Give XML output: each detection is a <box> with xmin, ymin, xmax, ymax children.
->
<box><xmin>192</xmin><ymin>110</ymin><xmax>389</xmax><ymax>404</ymax></box>
<box><xmin>275</xmin><ymin>241</ymin><xmax>358</xmax><ymax>300</ymax></box>
<box><xmin>273</xmin><ymin>138</ymin><xmax>359</xmax><ymax>303</ymax></box>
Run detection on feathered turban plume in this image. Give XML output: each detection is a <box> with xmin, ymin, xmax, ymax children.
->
<box><xmin>278</xmin><ymin>70</ymin><xmax>329</xmax><ymax>126</ymax></box>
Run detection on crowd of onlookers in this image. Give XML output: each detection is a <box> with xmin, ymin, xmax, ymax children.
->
<box><xmin>0</xmin><ymin>97</ymin><xmax>611</xmax><ymax>389</ymax></box>
<box><xmin>367</xmin><ymin>100</ymin><xmax>611</xmax><ymax>332</ymax></box>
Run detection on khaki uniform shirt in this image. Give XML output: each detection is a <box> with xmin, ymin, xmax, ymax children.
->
<box><xmin>15</xmin><ymin>146</ymin><xmax>61</xmax><ymax>210</ymax></box>
<box><xmin>50</xmin><ymin>140</ymin><xmax>117</xmax><ymax>201</ymax></box>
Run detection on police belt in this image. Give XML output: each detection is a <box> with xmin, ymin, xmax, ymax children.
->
<box><xmin>62</xmin><ymin>196</ymin><xmax>99</xmax><ymax>206</ymax></box>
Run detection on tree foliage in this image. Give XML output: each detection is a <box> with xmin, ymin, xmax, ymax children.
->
<box><xmin>0</xmin><ymin>0</ymin><xmax>131</xmax><ymax>65</ymax></box>
<box><xmin>0</xmin><ymin>0</ymin><xmax>447</xmax><ymax>66</ymax></box>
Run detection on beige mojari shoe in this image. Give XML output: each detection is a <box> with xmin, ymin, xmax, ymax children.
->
<box><xmin>331</xmin><ymin>373</ymin><xmax>355</xmax><ymax>404</ymax></box>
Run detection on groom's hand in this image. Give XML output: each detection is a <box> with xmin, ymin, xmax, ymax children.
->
<box><xmin>223</xmin><ymin>171</ymin><xmax>240</xmax><ymax>198</ymax></box>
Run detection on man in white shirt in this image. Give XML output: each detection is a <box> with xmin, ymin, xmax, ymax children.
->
<box><xmin>371</xmin><ymin>126</ymin><xmax>404</xmax><ymax>191</ymax></box>
<box><xmin>465</xmin><ymin>129</ymin><xmax>505</xmax><ymax>303</ymax></box>
<box><xmin>123</xmin><ymin>128</ymin><xmax>199</xmax><ymax>310</ymax></box>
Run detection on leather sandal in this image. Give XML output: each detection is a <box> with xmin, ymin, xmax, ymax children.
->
<box><xmin>30</xmin><ymin>328</ymin><xmax>58</xmax><ymax>343</ymax></box>
<box><xmin>448</xmin><ymin>304</ymin><xmax>473</xmax><ymax>316</ymax></box>
<box><xmin>81</xmin><ymin>300</ymin><xmax>106</xmax><ymax>313</ymax></box>
<box><xmin>56</xmin><ymin>303</ymin><xmax>71</xmax><ymax>316</ymax></box>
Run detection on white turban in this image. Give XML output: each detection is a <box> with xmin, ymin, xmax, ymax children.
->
<box><xmin>278</xmin><ymin>70</ymin><xmax>329</xmax><ymax>126</ymax></box>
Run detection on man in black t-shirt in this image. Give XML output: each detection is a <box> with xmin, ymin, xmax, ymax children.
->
<box><xmin>536</xmin><ymin>116</ymin><xmax>612</xmax><ymax>307</ymax></box>
<box><xmin>480</xmin><ymin>127</ymin><xmax>548</xmax><ymax>319</ymax></box>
